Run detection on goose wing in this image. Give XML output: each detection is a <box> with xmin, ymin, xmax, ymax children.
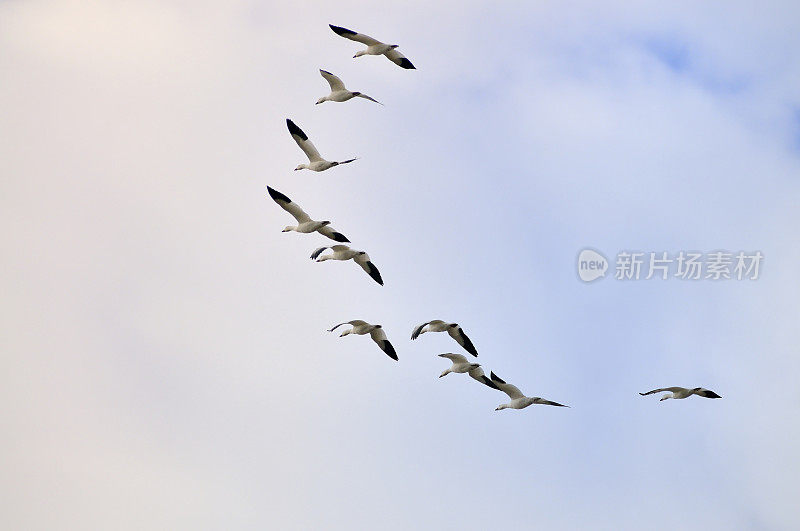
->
<box><xmin>354</xmin><ymin>253</ymin><xmax>383</xmax><ymax>286</ymax></box>
<box><xmin>267</xmin><ymin>186</ymin><xmax>311</xmax><ymax>223</ymax></box>
<box><xmin>311</xmin><ymin>244</ymin><xmax>351</xmax><ymax>259</ymax></box>
<box><xmin>411</xmin><ymin>321</ymin><xmax>432</xmax><ymax>340</ymax></box>
<box><xmin>369</xmin><ymin>327</ymin><xmax>397</xmax><ymax>360</ymax></box>
<box><xmin>328</xmin><ymin>319</ymin><xmax>368</xmax><ymax>332</ymax></box>
<box><xmin>319</xmin><ymin>69</ymin><xmax>346</xmax><ymax>91</ymax></box>
<box><xmin>438</xmin><ymin>352</ymin><xmax>468</xmax><ymax>364</ymax></box>
<box><xmin>310</xmin><ymin>246</ymin><xmax>330</xmax><ymax>260</ymax></box>
<box><xmin>329</xmin><ymin>24</ymin><xmax>381</xmax><ymax>46</ymax></box>
<box><xmin>489</xmin><ymin>372</ymin><xmax>524</xmax><ymax>400</ymax></box>
<box><xmin>468</xmin><ymin>366</ymin><xmax>500</xmax><ymax>390</ymax></box>
<box><xmin>384</xmin><ymin>48</ymin><xmax>415</xmax><ymax>69</ymax></box>
<box><xmin>639</xmin><ymin>387</ymin><xmax>684</xmax><ymax>396</ymax></box>
<box><xmin>448</xmin><ymin>325</ymin><xmax>478</xmax><ymax>357</ymax></box>
<box><xmin>316</xmin><ymin>225</ymin><xmax>349</xmax><ymax>243</ymax></box>
<box><xmin>497</xmin><ymin>382</ymin><xmax>525</xmax><ymax>400</ymax></box>
<box><xmin>286</xmin><ymin>119</ymin><xmax>323</xmax><ymax>162</ymax></box>
<box><xmin>353</xmin><ymin>92</ymin><xmax>383</xmax><ymax>105</ymax></box>
<box><xmin>532</xmin><ymin>397</ymin><xmax>569</xmax><ymax>407</ymax></box>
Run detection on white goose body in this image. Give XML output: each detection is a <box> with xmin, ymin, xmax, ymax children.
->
<box><xmin>316</xmin><ymin>70</ymin><xmax>382</xmax><ymax>105</ymax></box>
<box><xmin>639</xmin><ymin>387</ymin><xmax>722</xmax><ymax>401</ymax></box>
<box><xmin>286</xmin><ymin>119</ymin><xmax>357</xmax><ymax>172</ymax></box>
<box><xmin>328</xmin><ymin>320</ymin><xmax>397</xmax><ymax>360</ymax></box>
<box><xmin>267</xmin><ymin>186</ymin><xmax>349</xmax><ymax>242</ymax></box>
<box><xmin>329</xmin><ymin>24</ymin><xmax>416</xmax><ymax>69</ymax></box>
<box><xmin>411</xmin><ymin>320</ymin><xmax>479</xmax><ymax>357</ymax></box>
<box><xmin>437</xmin><ymin>353</ymin><xmax>498</xmax><ymax>389</ymax></box>
<box><xmin>310</xmin><ymin>245</ymin><xmax>384</xmax><ymax>285</ymax></box>
<box><xmin>438</xmin><ymin>353</ymin><xmax>479</xmax><ymax>376</ymax></box>
<box><xmin>490</xmin><ymin>372</ymin><xmax>569</xmax><ymax>411</ymax></box>
<box><xmin>295</xmin><ymin>221</ymin><xmax>328</xmax><ymax>233</ymax></box>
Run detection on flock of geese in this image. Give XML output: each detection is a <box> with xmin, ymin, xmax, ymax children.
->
<box><xmin>268</xmin><ymin>24</ymin><xmax>722</xmax><ymax>411</ymax></box>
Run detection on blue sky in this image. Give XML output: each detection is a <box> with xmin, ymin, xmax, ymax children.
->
<box><xmin>1</xmin><ymin>1</ymin><xmax>799</xmax><ymax>529</ymax></box>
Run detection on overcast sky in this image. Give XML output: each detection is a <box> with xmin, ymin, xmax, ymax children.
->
<box><xmin>2</xmin><ymin>1</ymin><xmax>799</xmax><ymax>529</ymax></box>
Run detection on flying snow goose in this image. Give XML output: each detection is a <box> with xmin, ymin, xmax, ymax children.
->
<box><xmin>310</xmin><ymin>245</ymin><xmax>383</xmax><ymax>285</ymax></box>
<box><xmin>490</xmin><ymin>372</ymin><xmax>569</xmax><ymax>411</ymax></box>
<box><xmin>316</xmin><ymin>70</ymin><xmax>382</xmax><ymax>105</ymax></box>
<box><xmin>286</xmin><ymin>119</ymin><xmax>357</xmax><ymax>172</ymax></box>
<box><xmin>411</xmin><ymin>320</ymin><xmax>478</xmax><ymax>357</ymax></box>
<box><xmin>639</xmin><ymin>387</ymin><xmax>722</xmax><ymax>401</ymax></box>
<box><xmin>438</xmin><ymin>353</ymin><xmax>498</xmax><ymax>389</ymax></box>
<box><xmin>329</xmin><ymin>24</ymin><xmax>416</xmax><ymax>69</ymax></box>
<box><xmin>328</xmin><ymin>320</ymin><xmax>397</xmax><ymax>360</ymax></box>
<box><xmin>267</xmin><ymin>186</ymin><xmax>349</xmax><ymax>242</ymax></box>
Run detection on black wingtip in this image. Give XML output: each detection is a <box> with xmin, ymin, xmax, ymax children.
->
<box><xmin>329</xmin><ymin>24</ymin><xmax>357</xmax><ymax>37</ymax></box>
<box><xmin>320</xmin><ymin>69</ymin><xmax>333</xmax><ymax>76</ymax></box>
<box><xmin>459</xmin><ymin>329</ymin><xmax>478</xmax><ymax>357</ymax></box>
<box><xmin>397</xmin><ymin>58</ymin><xmax>415</xmax><ymax>69</ymax></box>
<box><xmin>310</xmin><ymin>247</ymin><xmax>328</xmax><ymax>260</ymax></box>
<box><xmin>490</xmin><ymin>372</ymin><xmax>505</xmax><ymax>384</ymax></box>
<box><xmin>481</xmin><ymin>376</ymin><xmax>500</xmax><ymax>390</ymax></box>
<box><xmin>331</xmin><ymin>232</ymin><xmax>349</xmax><ymax>243</ymax></box>
<box><xmin>286</xmin><ymin>119</ymin><xmax>308</xmax><ymax>141</ymax></box>
<box><xmin>367</xmin><ymin>261</ymin><xmax>383</xmax><ymax>286</ymax></box>
<box><xmin>267</xmin><ymin>186</ymin><xmax>291</xmax><ymax>204</ymax></box>
<box><xmin>383</xmin><ymin>341</ymin><xmax>398</xmax><ymax>360</ymax></box>
<box><xmin>639</xmin><ymin>392</ymin><xmax>646</xmax><ymax>396</ymax></box>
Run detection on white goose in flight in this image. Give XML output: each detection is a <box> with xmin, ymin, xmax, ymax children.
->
<box><xmin>438</xmin><ymin>353</ymin><xmax>498</xmax><ymax>389</ymax></box>
<box><xmin>490</xmin><ymin>372</ymin><xmax>569</xmax><ymax>411</ymax></box>
<box><xmin>310</xmin><ymin>245</ymin><xmax>383</xmax><ymax>285</ymax></box>
<box><xmin>316</xmin><ymin>70</ymin><xmax>382</xmax><ymax>105</ymax></box>
<box><xmin>267</xmin><ymin>186</ymin><xmax>349</xmax><ymax>242</ymax></box>
<box><xmin>328</xmin><ymin>320</ymin><xmax>397</xmax><ymax>360</ymax></box>
<box><xmin>287</xmin><ymin>119</ymin><xmax>357</xmax><ymax>172</ymax></box>
<box><xmin>411</xmin><ymin>320</ymin><xmax>478</xmax><ymax>357</ymax></box>
<box><xmin>329</xmin><ymin>24</ymin><xmax>416</xmax><ymax>69</ymax></box>
<box><xmin>639</xmin><ymin>387</ymin><xmax>722</xmax><ymax>401</ymax></box>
